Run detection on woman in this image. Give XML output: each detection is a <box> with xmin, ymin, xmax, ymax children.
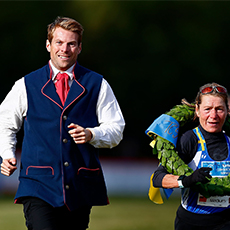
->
<box><xmin>153</xmin><ymin>82</ymin><xmax>230</xmax><ymax>230</ymax></box>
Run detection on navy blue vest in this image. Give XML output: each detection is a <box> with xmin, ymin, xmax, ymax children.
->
<box><xmin>15</xmin><ymin>63</ymin><xmax>108</xmax><ymax>211</ymax></box>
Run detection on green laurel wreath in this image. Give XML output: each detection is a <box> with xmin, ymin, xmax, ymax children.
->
<box><xmin>151</xmin><ymin>99</ymin><xmax>230</xmax><ymax>198</ymax></box>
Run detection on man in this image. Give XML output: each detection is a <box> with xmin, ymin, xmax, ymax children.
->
<box><xmin>0</xmin><ymin>16</ymin><xmax>125</xmax><ymax>230</ymax></box>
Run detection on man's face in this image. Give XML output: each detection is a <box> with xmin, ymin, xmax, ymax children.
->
<box><xmin>46</xmin><ymin>27</ymin><xmax>82</xmax><ymax>71</ymax></box>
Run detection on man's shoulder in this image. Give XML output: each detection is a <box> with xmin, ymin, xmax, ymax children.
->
<box><xmin>76</xmin><ymin>63</ymin><xmax>103</xmax><ymax>79</ymax></box>
<box><xmin>24</xmin><ymin>64</ymin><xmax>49</xmax><ymax>79</ymax></box>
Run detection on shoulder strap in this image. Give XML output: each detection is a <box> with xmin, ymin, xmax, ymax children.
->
<box><xmin>193</xmin><ymin>127</ymin><xmax>206</xmax><ymax>151</ymax></box>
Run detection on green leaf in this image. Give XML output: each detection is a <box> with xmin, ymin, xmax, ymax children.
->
<box><xmin>177</xmin><ymin>166</ymin><xmax>185</xmax><ymax>175</ymax></box>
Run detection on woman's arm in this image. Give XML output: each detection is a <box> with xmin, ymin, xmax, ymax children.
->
<box><xmin>153</xmin><ymin>165</ymin><xmax>179</xmax><ymax>188</ymax></box>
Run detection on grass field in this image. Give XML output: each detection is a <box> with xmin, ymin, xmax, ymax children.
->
<box><xmin>0</xmin><ymin>195</ymin><xmax>180</xmax><ymax>230</ymax></box>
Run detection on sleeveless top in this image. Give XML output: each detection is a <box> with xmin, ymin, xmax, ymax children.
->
<box><xmin>181</xmin><ymin>127</ymin><xmax>230</xmax><ymax>214</ymax></box>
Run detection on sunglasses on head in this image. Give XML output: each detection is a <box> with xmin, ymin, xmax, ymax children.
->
<box><xmin>200</xmin><ymin>85</ymin><xmax>227</xmax><ymax>95</ymax></box>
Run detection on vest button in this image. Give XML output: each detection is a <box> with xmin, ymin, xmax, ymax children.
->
<box><xmin>63</xmin><ymin>115</ymin><xmax>67</xmax><ymax>120</ymax></box>
<box><xmin>64</xmin><ymin>162</ymin><xmax>69</xmax><ymax>167</ymax></box>
<box><xmin>65</xmin><ymin>185</ymin><xmax>70</xmax><ymax>190</ymax></box>
<box><xmin>63</xmin><ymin>139</ymin><xmax>68</xmax><ymax>143</ymax></box>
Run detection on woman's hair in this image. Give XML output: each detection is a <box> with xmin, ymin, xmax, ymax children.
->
<box><xmin>195</xmin><ymin>82</ymin><xmax>229</xmax><ymax>110</ymax></box>
<box><xmin>182</xmin><ymin>82</ymin><xmax>229</xmax><ymax>121</ymax></box>
<box><xmin>47</xmin><ymin>16</ymin><xmax>84</xmax><ymax>44</ymax></box>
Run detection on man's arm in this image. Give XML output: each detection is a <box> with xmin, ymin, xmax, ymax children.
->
<box><xmin>0</xmin><ymin>78</ymin><xmax>27</xmax><ymax>176</ymax></box>
<box><xmin>68</xmin><ymin>79</ymin><xmax>125</xmax><ymax>148</ymax></box>
<box><xmin>87</xmin><ymin>79</ymin><xmax>125</xmax><ymax>148</ymax></box>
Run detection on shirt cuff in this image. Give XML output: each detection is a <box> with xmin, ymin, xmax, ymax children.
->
<box><xmin>86</xmin><ymin>128</ymin><xmax>96</xmax><ymax>142</ymax></box>
<box><xmin>1</xmin><ymin>150</ymin><xmax>16</xmax><ymax>160</ymax></box>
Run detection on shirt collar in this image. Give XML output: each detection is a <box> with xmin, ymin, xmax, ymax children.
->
<box><xmin>49</xmin><ymin>60</ymin><xmax>75</xmax><ymax>81</ymax></box>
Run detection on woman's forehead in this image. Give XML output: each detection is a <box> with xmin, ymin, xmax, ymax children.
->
<box><xmin>200</xmin><ymin>95</ymin><xmax>226</xmax><ymax>106</ymax></box>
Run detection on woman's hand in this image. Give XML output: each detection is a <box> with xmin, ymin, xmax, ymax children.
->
<box><xmin>182</xmin><ymin>167</ymin><xmax>212</xmax><ymax>187</ymax></box>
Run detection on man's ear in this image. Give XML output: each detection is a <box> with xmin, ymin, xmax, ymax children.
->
<box><xmin>46</xmin><ymin>40</ymin><xmax>51</xmax><ymax>52</ymax></box>
<box><xmin>78</xmin><ymin>42</ymin><xmax>82</xmax><ymax>55</ymax></box>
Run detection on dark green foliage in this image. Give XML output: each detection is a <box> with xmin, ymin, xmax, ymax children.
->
<box><xmin>152</xmin><ymin>102</ymin><xmax>230</xmax><ymax>198</ymax></box>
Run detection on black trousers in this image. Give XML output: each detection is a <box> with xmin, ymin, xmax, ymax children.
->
<box><xmin>175</xmin><ymin>215</ymin><xmax>230</xmax><ymax>230</ymax></box>
<box><xmin>21</xmin><ymin>197</ymin><xmax>91</xmax><ymax>230</ymax></box>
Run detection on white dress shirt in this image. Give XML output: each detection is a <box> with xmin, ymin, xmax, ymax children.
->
<box><xmin>0</xmin><ymin>62</ymin><xmax>125</xmax><ymax>159</ymax></box>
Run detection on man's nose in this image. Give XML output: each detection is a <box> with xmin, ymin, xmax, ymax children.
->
<box><xmin>61</xmin><ymin>43</ymin><xmax>69</xmax><ymax>52</ymax></box>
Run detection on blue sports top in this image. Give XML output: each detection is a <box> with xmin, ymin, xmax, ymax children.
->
<box><xmin>181</xmin><ymin>127</ymin><xmax>230</xmax><ymax>214</ymax></box>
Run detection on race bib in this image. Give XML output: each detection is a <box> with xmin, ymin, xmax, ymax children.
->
<box><xmin>198</xmin><ymin>161</ymin><xmax>230</xmax><ymax>207</ymax></box>
<box><xmin>201</xmin><ymin>161</ymin><xmax>230</xmax><ymax>177</ymax></box>
<box><xmin>198</xmin><ymin>194</ymin><xmax>230</xmax><ymax>207</ymax></box>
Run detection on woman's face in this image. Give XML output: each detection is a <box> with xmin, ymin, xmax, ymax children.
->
<box><xmin>196</xmin><ymin>95</ymin><xmax>228</xmax><ymax>133</ymax></box>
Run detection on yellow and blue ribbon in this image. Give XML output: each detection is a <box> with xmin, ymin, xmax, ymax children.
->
<box><xmin>146</xmin><ymin>114</ymin><xmax>179</xmax><ymax>147</ymax></box>
<box><xmin>146</xmin><ymin>114</ymin><xmax>178</xmax><ymax>203</ymax></box>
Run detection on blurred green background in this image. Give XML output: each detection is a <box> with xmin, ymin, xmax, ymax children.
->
<box><xmin>0</xmin><ymin>195</ymin><xmax>180</xmax><ymax>230</ymax></box>
<box><xmin>1</xmin><ymin>1</ymin><xmax>230</xmax><ymax>158</ymax></box>
<box><xmin>1</xmin><ymin>1</ymin><xmax>230</xmax><ymax>229</ymax></box>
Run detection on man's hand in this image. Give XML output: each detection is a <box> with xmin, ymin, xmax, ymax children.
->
<box><xmin>68</xmin><ymin>123</ymin><xmax>92</xmax><ymax>144</ymax></box>
<box><xmin>1</xmin><ymin>158</ymin><xmax>17</xmax><ymax>176</ymax></box>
